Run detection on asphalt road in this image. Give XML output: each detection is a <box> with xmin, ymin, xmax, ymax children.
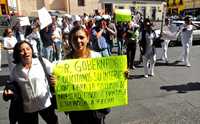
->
<box><xmin>1</xmin><ymin>45</ymin><xmax>200</xmax><ymax>124</ymax></box>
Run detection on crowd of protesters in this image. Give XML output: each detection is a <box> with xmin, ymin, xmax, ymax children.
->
<box><xmin>1</xmin><ymin>8</ymin><xmax>199</xmax><ymax>124</ymax></box>
<box><xmin>1</xmin><ymin>9</ymin><xmax>199</xmax><ymax>77</ymax></box>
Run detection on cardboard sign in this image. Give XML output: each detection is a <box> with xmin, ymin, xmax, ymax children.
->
<box><xmin>53</xmin><ymin>56</ymin><xmax>128</xmax><ymax>112</ymax></box>
<box><xmin>18</xmin><ymin>16</ymin><xmax>30</xmax><ymax>26</ymax></box>
<box><xmin>38</xmin><ymin>7</ymin><xmax>52</xmax><ymax>29</ymax></box>
<box><xmin>115</xmin><ymin>9</ymin><xmax>132</xmax><ymax>22</ymax></box>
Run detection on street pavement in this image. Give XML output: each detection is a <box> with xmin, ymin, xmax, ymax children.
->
<box><xmin>1</xmin><ymin>45</ymin><xmax>200</xmax><ymax>124</ymax></box>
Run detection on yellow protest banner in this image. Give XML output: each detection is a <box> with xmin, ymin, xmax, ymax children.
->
<box><xmin>53</xmin><ymin>55</ymin><xmax>128</xmax><ymax>112</ymax></box>
<box><xmin>114</xmin><ymin>9</ymin><xmax>132</xmax><ymax>22</ymax></box>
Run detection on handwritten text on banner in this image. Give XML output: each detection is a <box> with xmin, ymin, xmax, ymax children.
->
<box><xmin>53</xmin><ymin>55</ymin><xmax>128</xmax><ymax>111</ymax></box>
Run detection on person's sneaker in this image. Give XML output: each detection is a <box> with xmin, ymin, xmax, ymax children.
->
<box><xmin>186</xmin><ymin>63</ymin><xmax>191</xmax><ymax>67</ymax></box>
<box><xmin>144</xmin><ymin>75</ymin><xmax>148</xmax><ymax>78</ymax></box>
<box><xmin>131</xmin><ymin>66</ymin><xmax>136</xmax><ymax>70</ymax></box>
<box><xmin>129</xmin><ymin>66</ymin><xmax>136</xmax><ymax>70</ymax></box>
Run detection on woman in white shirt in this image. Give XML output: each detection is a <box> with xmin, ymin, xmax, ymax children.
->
<box><xmin>4</xmin><ymin>41</ymin><xmax>58</xmax><ymax>124</ymax></box>
<box><xmin>3</xmin><ymin>28</ymin><xmax>18</xmax><ymax>71</ymax></box>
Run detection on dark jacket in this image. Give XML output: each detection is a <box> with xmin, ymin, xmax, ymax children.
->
<box><xmin>3</xmin><ymin>81</ymin><xmax>23</xmax><ymax>124</ymax></box>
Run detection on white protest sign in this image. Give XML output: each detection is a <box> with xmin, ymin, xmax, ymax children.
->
<box><xmin>18</xmin><ymin>16</ymin><xmax>30</xmax><ymax>26</ymax></box>
<box><xmin>38</xmin><ymin>7</ymin><xmax>52</xmax><ymax>29</ymax></box>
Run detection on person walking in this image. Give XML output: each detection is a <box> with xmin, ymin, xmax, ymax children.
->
<box><xmin>91</xmin><ymin>16</ymin><xmax>110</xmax><ymax>56</ymax></box>
<box><xmin>3</xmin><ymin>41</ymin><xmax>58</xmax><ymax>124</ymax></box>
<box><xmin>178</xmin><ymin>16</ymin><xmax>199</xmax><ymax>67</ymax></box>
<box><xmin>40</xmin><ymin>26</ymin><xmax>54</xmax><ymax>62</ymax></box>
<box><xmin>160</xmin><ymin>18</ymin><xmax>178</xmax><ymax>63</ymax></box>
<box><xmin>3</xmin><ymin>28</ymin><xmax>18</xmax><ymax>72</ymax></box>
<box><xmin>65</xmin><ymin>26</ymin><xmax>110</xmax><ymax>124</ymax></box>
<box><xmin>51</xmin><ymin>24</ymin><xmax>62</xmax><ymax>61</ymax></box>
<box><xmin>124</xmin><ymin>21</ymin><xmax>139</xmax><ymax>70</ymax></box>
<box><xmin>26</xmin><ymin>25</ymin><xmax>43</xmax><ymax>56</ymax></box>
<box><xmin>139</xmin><ymin>19</ymin><xmax>156</xmax><ymax>78</ymax></box>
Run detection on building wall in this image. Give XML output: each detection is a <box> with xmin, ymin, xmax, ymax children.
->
<box><xmin>111</xmin><ymin>1</ymin><xmax>165</xmax><ymax>20</ymax></box>
<box><xmin>67</xmin><ymin>0</ymin><xmax>101</xmax><ymax>15</ymax></box>
<box><xmin>16</xmin><ymin>0</ymin><xmax>101</xmax><ymax>16</ymax></box>
<box><xmin>45</xmin><ymin>0</ymin><xmax>65</xmax><ymax>10</ymax></box>
<box><xmin>184</xmin><ymin>0</ymin><xmax>200</xmax><ymax>9</ymax></box>
<box><xmin>167</xmin><ymin>0</ymin><xmax>185</xmax><ymax>15</ymax></box>
<box><xmin>0</xmin><ymin>0</ymin><xmax>9</xmax><ymax>15</ymax></box>
<box><xmin>16</xmin><ymin>0</ymin><xmax>44</xmax><ymax>16</ymax></box>
<box><xmin>15</xmin><ymin>0</ymin><xmax>166</xmax><ymax>19</ymax></box>
<box><xmin>167</xmin><ymin>0</ymin><xmax>200</xmax><ymax>15</ymax></box>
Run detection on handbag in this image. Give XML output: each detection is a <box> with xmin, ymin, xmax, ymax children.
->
<box><xmin>38</xmin><ymin>55</ymin><xmax>57</xmax><ymax>109</ymax></box>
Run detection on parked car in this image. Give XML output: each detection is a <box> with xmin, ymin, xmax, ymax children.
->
<box><xmin>154</xmin><ymin>20</ymin><xmax>200</xmax><ymax>47</ymax></box>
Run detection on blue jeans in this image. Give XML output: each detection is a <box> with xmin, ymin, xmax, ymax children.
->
<box><xmin>117</xmin><ymin>39</ymin><xmax>123</xmax><ymax>55</ymax></box>
<box><xmin>44</xmin><ymin>46</ymin><xmax>54</xmax><ymax>62</ymax></box>
<box><xmin>54</xmin><ymin>41</ymin><xmax>62</xmax><ymax>61</ymax></box>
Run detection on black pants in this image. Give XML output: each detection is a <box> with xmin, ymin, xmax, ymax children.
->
<box><xmin>126</xmin><ymin>41</ymin><xmax>137</xmax><ymax>69</ymax></box>
<box><xmin>68</xmin><ymin>110</ymin><xmax>106</xmax><ymax>124</ymax></box>
<box><xmin>21</xmin><ymin>105</ymin><xmax>58</xmax><ymax>124</ymax></box>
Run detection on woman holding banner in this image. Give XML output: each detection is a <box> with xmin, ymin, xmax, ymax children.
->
<box><xmin>65</xmin><ymin>26</ymin><xmax>110</xmax><ymax>124</ymax></box>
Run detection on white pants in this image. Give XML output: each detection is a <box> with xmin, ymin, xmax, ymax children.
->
<box><xmin>143</xmin><ymin>54</ymin><xmax>156</xmax><ymax>76</ymax></box>
<box><xmin>160</xmin><ymin>40</ymin><xmax>170</xmax><ymax>61</ymax></box>
<box><xmin>180</xmin><ymin>41</ymin><xmax>192</xmax><ymax>65</ymax></box>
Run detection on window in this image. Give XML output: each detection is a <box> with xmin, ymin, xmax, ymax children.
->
<box><xmin>179</xmin><ymin>0</ymin><xmax>183</xmax><ymax>5</ymax></box>
<box><xmin>78</xmin><ymin>0</ymin><xmax>85</xmax><ymax>6</ymax></box>
<box><xmin>118</xmin><ymin>6</ymin><xmax>124</xmax><ymax>9</ymax></box>
<box><xmin>173</xmin><ymin>0</ymin><xmax>176</xmax><ymax>5</ymax></box>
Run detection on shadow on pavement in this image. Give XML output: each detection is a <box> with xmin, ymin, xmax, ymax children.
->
<box><xmin>128</xmin><ymin>74</ymin><xmax>144</xmax><ymax>80</ymax></box>
<box><xmin>160</xmin><ymin>82</ymin><xmax>200</xmax><ymax>93</ymax></box>
<box><xmin>155</xmin><ymin>61</ymin><xmax>187</xmax><ymax>67</ymax></box>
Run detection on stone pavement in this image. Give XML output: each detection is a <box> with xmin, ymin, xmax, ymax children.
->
<box><xmin>1</xmin><ymin>45</ymin><xmax>200</xmax><ymax>124</ymax></box>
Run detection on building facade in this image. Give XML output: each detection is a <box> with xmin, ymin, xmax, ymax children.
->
<box><xmin>0</xmin><ymin>0</ymin><xmax>9</xmax><ymax>15</ymax></box>
<box><xmin>15</xmin><ymin>0</ymin><xmax>165</xmax><ymax>19</ymax></box>
<box><xmin>102</xmin><ymin>0</ymin><xmax>166</xmax><ymax>20</ymax></box>
<box><xmin>167</xmin><ymin>0</ymin><xmax>200</xmax><ymax>16</ymax></box>
<box><xmin>15</xmin><ymin>0</ymin><xmax>102</xmax><ymax>16</ymax></box>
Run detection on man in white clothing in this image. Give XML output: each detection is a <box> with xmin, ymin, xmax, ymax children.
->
<box><xmin>178</xmin><ymin>16</ymin><xmax>199</xmax><ymax>67</ymax></box>
<box><xmin>160</xmin><ymin>18</ymin><xmax>178</xmax><ymax>63</ymax></box>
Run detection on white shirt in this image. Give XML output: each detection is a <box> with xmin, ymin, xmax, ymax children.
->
<box><xmin>52</xmin><ymin>27</ymin><xmax>62</xmax><ymax>43</ymax></box>
<box><xmin>180</xmin><ymin>24</ymin><xmax>193</xmax><ymax>44</ymax></box>
<box><xmin>162</xmin><ymin>24</ymin><xmax>178</xmax><ymax>41</ymax></box>
<box><xmin>90</xmin><ymin>50</ymin><xmax>101</xmax><ymax>58</ymax></box>
<box><xmin>10</xmin><ymin>58</ymin><xmax>53</xmax><ymax>113</ymax></box>
<box><xmin>3</xmin><ymin>36</ymin><xmax>18</xmax><ymax>53</ymax></box>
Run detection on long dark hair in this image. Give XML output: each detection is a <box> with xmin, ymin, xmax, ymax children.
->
<box><xmin>68</xmin><ymin>25</ymin><xmax>89</xmax><ymax>42</ymax></box>
<box><xmin>13</xmin><ymin>41</ymin><xmax>37</xmax><ymax>64</ymax></box>
<box><xmin>3</xmin><ymin>28</ymin><xmax>12</xmax><ymax>37</ymax></box>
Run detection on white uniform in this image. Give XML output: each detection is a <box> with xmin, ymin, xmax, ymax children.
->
<box><xmin>160</xmin><ymin>23</ymin><xmax>178</xmax><ymax>62</ymax></box>
<box><xmin>179</xmin><ymin>24</ymin><xmax>193</xmax><ymax>66</ymax></box>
